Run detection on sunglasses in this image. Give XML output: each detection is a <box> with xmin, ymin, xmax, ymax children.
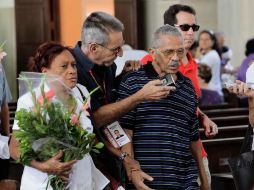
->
<box><xmin>174</xmin><ymin>24</ymin><xmax>200</xmax><ymax>32</ymax></box>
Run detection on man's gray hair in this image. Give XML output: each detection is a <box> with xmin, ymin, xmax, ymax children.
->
<box><xmin>81</xmin><ymin>12</ymin><xmax>124</xmax><ymax>47</ymax></box>
<box><xmin>151</xmin><ymin>24</ymin><xmax>182</xmax><ymax>48</ymax></box>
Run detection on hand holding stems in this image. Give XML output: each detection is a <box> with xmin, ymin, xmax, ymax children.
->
<box><xmin>10</xmin><ymin>137</ymin><xmax>76</xmax><ymax>181</ymax></box>
<box><xmin>31</xmin><ymin>150</ymin><xmax>77</xmax><ymax>181</ymax></box>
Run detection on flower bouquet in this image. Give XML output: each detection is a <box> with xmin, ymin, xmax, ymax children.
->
<box><xmin>14</xmin><ymin>72</ymin><xmax>103</xmax><ymax>190</ymax></box>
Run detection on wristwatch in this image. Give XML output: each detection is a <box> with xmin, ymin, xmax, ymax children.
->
<box><xmin>119</xmin><ymin>152</ymin><xmax>129</xmax><ymax>161</ymax></box>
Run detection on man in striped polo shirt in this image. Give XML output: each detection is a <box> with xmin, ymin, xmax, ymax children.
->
<box><xmin>119</xmin><ymin>25</ymin><xmax>209</xmax><ymax>190</ymax></box>
<box><xmin>141</xmin><ymin>4</ymin><xmax>218</xmax><ymax>187</ymax></box>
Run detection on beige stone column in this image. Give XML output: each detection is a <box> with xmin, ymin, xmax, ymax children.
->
<box><xmin>218</xmin><ymin>0</ymin><xmax>254</xmax><ymax>67</ymax></box>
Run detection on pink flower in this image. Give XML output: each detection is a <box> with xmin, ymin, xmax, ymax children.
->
<box><xmin>0</xmin><ymin>51</ymin><xmax>7</xmax><ymax>62</ymax></box>
<box><xmin>37</xmin><ymin>89</ymin><xmax>56</xmax><ymax>105</ymax></box>
<box><xmin>70</xmin><ymin>114</ymin><xmax>79</xmax><ymax>125</ymax></box>
<box><xmin>82</xmin><ymin>102</ymin><xmax>90</xmax><ymax>116</ymax></box>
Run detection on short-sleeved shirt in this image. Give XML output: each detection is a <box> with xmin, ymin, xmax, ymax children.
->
<box><xmin>119</xmin><ymin>62</ymin><xmax>199</xmax><ymax>189</ymax></box>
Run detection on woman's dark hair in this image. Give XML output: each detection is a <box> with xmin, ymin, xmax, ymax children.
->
<box><xmin>199</xmin><ymin>30</ymin><xmax>222</xmax><ymax>59</ymax></box>
<box><xmin>245</xmin><ymin>38</ymin><xmax>254</xmax><ymax>56</ymax></box>
<box><xmin>28</xmin><ymin>42</ymin><xmax>73</xmax><ymax>72</ymax></box>
<box><xmin>198</xmin><ymin>64</ymin><xmax>212</xmax><ymax>83</ymax></box>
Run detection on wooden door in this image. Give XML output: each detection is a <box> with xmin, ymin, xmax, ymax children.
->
<box><xmin>15</xmin><ymin>0</ymin><xmax>60</xmax><ymax>74</ymax></box>
<box><xmin>114</xmin><ymin>0</ymin><xmax>142</xmax><ymax>49</ymax></box>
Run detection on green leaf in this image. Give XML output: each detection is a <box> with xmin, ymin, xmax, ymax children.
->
<box><xmin>94</xmin><ymin>142</ymin><xmax>104</xmax><ymax>149</ymax></box>
<box><xmin>91</xmin><ymin>149</ymin><xmax>100</xmax><ymax>154</ymax></box>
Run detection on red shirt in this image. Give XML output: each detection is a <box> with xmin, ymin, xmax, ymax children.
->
<box><xmin>141</xmin><ymin>53</ymin><xmax>207</xmax><ymax>157</ymax></box>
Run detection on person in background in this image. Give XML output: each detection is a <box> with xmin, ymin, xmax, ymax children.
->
<box><xmin>73</xmin><ymin>11</ymin><xmax>172</xmax><ymax>189</ymax></box>
<box><xmin>0</xmin><ymin>49</ymin><xmax>12</xmax><ymax>181</ymax></box>
<box><xmin>197</xmin><ymin>30</ymin><xmax>223</xmax><ymax>96</ymax></box>
<box><xmin>236</xmin><ymin>38</ymin><xmax>254</xmax><ymax>82</ymax></box>
<box><xmin>9</xmin><ymin>42</ymin><xmax>109</xmax><ymax>190</ymax></box>
<box><xmin>214</xmin><ymin>32</ymin><xmax>236</xmax><ymax>84</ymax></box>
<box><xmin>198</xmin><ymin>64</ymin><xmax>223</xmax><ymax>106</ymax></box>
<box><xmin>141</xmin><ymin>4</ymin><xmax>218</xmax><ymax>187</ymax></box>
<box><xmin>220</xmin><ymin>47</ymin><xmax>237</xmax><ymax>85</ymax></box>
<box><xmin>215</xmin><ymin>32</ymin><xmax>233</xmax><ymax>66</ymax></box>
<box><xmin>119</xmin><ymin>24</ymin><xmax>209</xmax><ymax>190</ymax></box>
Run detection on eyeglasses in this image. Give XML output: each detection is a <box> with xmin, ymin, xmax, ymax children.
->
<box><xmin>155</xmin><ymin>48</ymin><xmax>185</xmax><ymax>59</ymax></box>
<box><xmin>95</xmin><ymin>41</ymin><xmax>125</xmax><ymax>55</ymax></box>
<box><xmin>174</xmin><ymin>24</ymin><xmax>200</xmax><ymax>32</ymax></box>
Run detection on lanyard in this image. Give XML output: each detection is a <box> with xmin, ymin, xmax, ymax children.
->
<box><xmin>88</xmin><ymin>70</ymin><xmax>108</xmax><ymax>104</ymax></box>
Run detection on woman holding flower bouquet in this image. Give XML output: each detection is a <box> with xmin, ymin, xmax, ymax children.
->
<box><xmin>9</xmin><ymin>42</ymin><xmax>109</xmax><ymax>190</ymax></box>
